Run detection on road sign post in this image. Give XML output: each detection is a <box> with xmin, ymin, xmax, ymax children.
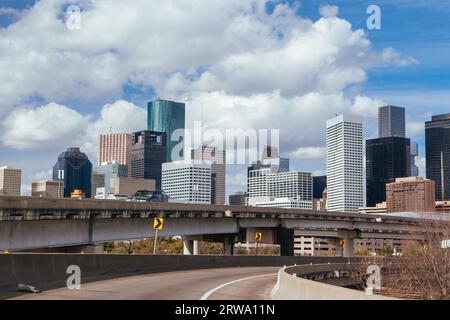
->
<box><xmin>255</xmin><ymin>232</ymin><xmax>262</xmax><ymax>256</ymax></box>
<box><xmin>152</xmin><ymin>217</ymin><xmax>164</xmax><ymax>255</ymax></box>
<box><xmin>339</xmin><ymin>239</ymin><xmax>345</xmax><ymax>257</ymax></box>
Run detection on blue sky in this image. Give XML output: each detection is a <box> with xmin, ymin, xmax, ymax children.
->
<box><xmin>0</xmin><ymin>0</ymin><xmax>449</xmax><ymax>196</ymax></box>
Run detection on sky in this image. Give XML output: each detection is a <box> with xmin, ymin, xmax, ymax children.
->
<box><xmin>0</xmin><ymin>0</ymin><xmax>449</xmax><ymax>198</ymax></box>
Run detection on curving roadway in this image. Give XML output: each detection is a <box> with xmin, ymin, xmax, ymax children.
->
<box><xmin>11</xmin><ymin>267</ymin><xmax>279</xmax><ymax>300</ymax></box>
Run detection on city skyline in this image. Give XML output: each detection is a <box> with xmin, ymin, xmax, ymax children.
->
<box><xmin>0</xmin><ymin>1</ymin><xmax>449</xmax><ymax>199</ymax></box>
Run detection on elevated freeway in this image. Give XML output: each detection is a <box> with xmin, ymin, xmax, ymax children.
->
<box><xmin>1</xmin><ymin>196</ymin><xmax>449</xmax><ymax>256</ymax></box>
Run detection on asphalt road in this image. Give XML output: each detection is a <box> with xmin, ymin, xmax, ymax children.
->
<box><xmin>11</xmin><ymin>267</ymin><xmax>279</xmax><ymax>300</ymax></box>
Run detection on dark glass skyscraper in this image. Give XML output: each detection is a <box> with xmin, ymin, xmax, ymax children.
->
<box><xmin>426</xmin><ymin>113</ymin><xmax>450</xmax><ymax>200</ymax></box>
<box><xmin>52</xmin><ymin>147</ymin><xmax>93</xmax><ymax>198</ymax></box>
<box><xmin>379</xmin><ymin>106</ymin><xmax>406</xmax><ymax>138</ymax></box>
<box><xmin>313</xmin><ymin>176</ymin><xmax>327</xmax><ymax>199</ymax></box>
<box><xmin>366</xmin><ymin>137</ymin><xmax>411</xmax><ymax>206</ymax></box>
<box><xmin>131</xmin><ymin>130</ymin><xmax>167</xmax><ymax>190</ymax></box>
<box><xmin>148</xmin><ymin>99</ymin><xmax>185</xmax><ymax>162</ymax></box>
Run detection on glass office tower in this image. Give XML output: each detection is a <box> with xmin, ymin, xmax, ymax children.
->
<box><xmin>52</xmin><ymin>147</ymin><xmax>93</xmax><ymax>198</ymax></box>
<box><xmin>366</xmin><ymin>137</ymin><xmax>411</xmax><ymax>206</ymax></box>
<box><xmin>426</xmin><ymin>113</ymin><xmax>450</xmax><ymax>200</ymax></box>
<box><xmin>148</xmin><ymin>99</ymin><xmax>185</xmax><ymax>162</ymax></box>
<box><xmin>379</xmin><ymin>106</ymin><xmax>406</xmax><ymax>138</ymax></box>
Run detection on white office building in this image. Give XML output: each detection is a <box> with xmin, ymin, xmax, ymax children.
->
<box><xmin>252</xmin><ymin>197</ymin><xmax>313</xmax><ymax>209</ymax></box>
<box><xmin>162</xmin><ymin>161</ymin><xmax>211</xmax><ymax>204</ymax></box>
<box><xmin>247</xmin><ymin>169</ymin><xmax>313</xmax><ymax>209</ymax></box>
<box><xmin>326</xmin><ymin>114</ymin><xmax>364</xmax><ymax>213</ymax></box>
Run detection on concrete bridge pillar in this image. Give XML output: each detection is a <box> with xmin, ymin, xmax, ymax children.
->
<box><xmin>183</xmin><ymin>239</ymin><xmax>199</xmax><ymax>255</ymax></box>
<box><xmin>278</xmin><ymin>228</ymin><xmax>294</xmax><ymax>256</ymax></box>
<box><xmin>224</xmin><ymin>237</ymin><xmax>234</xmax><ymax>256</ymax></box>
<box><xmin>337</xmin><ymin>230</ymin><xmax>358</xmax><ymax>258</ymax></box>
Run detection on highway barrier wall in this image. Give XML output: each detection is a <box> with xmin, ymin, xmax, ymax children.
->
<box><xmin>272</xmin><ymin>264</ymin><xmax>396</xmax><ymax>300</ymax></box>
<box><xmin>0</xmin><ymin>253</ymin><xmax>350</xmax><ymax>298</ymax></box>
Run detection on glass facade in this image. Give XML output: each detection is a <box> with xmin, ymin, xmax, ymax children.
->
<box><xmin>52</xmin><ymin>147</ymin><xmax>93</xmax><ymax>198</ymax></box>
<box><xmin>379</xmin><ymin>106</ymin><xmax>406</xmax><ymax>138</ymax></box>
<box><xmin>148</xmin><ymin>99</ymin><xmax>185</xmax><ymax>162</ymax></box>
<box><xmin>366</xmin><ymin>137</ymin><xmax>411</xmax><ymax>206</ymax></box>
<box><xmin>426</xmin><ymin>114</ymin><xmax>450</xmax><ymax>200</ymax></box>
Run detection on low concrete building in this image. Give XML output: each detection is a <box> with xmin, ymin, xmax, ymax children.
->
<box><xmin>91</xmin><ymin>172</ymin><xmax>105</xmax><ymax>197</ymax></box>
<box><xmin>358</xmin><ymin>202</ymin><xmax>387</xmax><ymax>215</ymax></box>
<box><xmin>109</xmin><ymin>177</ymin><xmax>155</xmax><ymax>197</ymax></box>
<box><xmin>31</xmin><ymin>180</ymin><xmax>60</xmax><ymax>198</ymax></box>
<box><xmin>229</xmin><ymin>192</ymin><xmax>247</xmax><ymax>206</ymax></box>
<box><xmin>294</xmin><ymin>235</ymin><xmax>339</xmax><ymax>256</ymax></box>
<box><xmin>252</xmin><ymin>197</ymin><xmax>313</xmax><ymax>209</ymax></box>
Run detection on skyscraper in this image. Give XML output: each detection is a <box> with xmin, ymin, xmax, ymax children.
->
<box><xmin>326</xmin><ymin>114</ymin><xmax>363</xmax><ymax>213</ymax></box>
<box><xmin>162</xmin><ymin>161</ymin><xmax>211</xmax><ymax>204</ymax></box>
<box><xmin>0</xmin><ymin>166</ymin><xmax>21</xmax><ymax>196</ymax></box>
<box><xmin>99</xmin><ymin>133</ymin><xmax>132</xmax><ymax>176</ymax></box>
<box><xmin>191</xmin><ymin>146</ymin><xmax>226</xmax><ymax>205</ymax></box>
<box><xmin>379</xmin><ymin>106</ymin><xmax>406</xmax><ymax>138</ymax></box>
<box><xmin>131</xmin><ymin>130</ymin><xmax>167</xmax><ymax>190</ymax></box>
<box><xmin>426</xmin><ymin>113</ymin><xmax>450</xmax><ymax>201</ymax></box>
<box><xmin>313</xmin><ymin>176</ymin><xmax>327</xmax><ymax>199</ymax></box>
<box><xmin>52</xmin><ymin>147</ymin><xmax>93</xmax><ymax>198</ymax></box>
<box><xmin>366</xmin><ymin>137</ymin><xmax>411</xmax><ymax>206</ymax></box>
<box><xmin>148</xmin><ymin>99</ymin><xmax>185</xmax><ymax>162</ymax></box>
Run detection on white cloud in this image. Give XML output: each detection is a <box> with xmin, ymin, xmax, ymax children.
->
<box><xmin>1</xmin><ymin>100</ymin><xmax>146</xmax><ymax>164</ymax></box>
<box><xmin>185</xmin><ymin>91</ymin><xmax>383</xmax><ymax>154</ymax></box>
<box><xmin>0</xmin><ymin>7</ymin><xmax>21</xmax><ymax>18</ymax></box>
<box><xmin>226</xmin><ymin>170</ymin><xmax>248</xmax><ymax>197</ymax></box>
<box><xmin>381</xmin><ymin>47</ymin><xmax>419</xmax><ymax>67</ymax></box>
<box><xmin>319</xmin><ymin>5</ymin><xmax>339</xmax><ymax>18</ymax></box>
<box><xmin>406</xmin><ymin>120</ymin><xmax>425</xmax><ymax>138</ymax></box>
<box><xmin>1</xmin><ymin>102</ymin><xmax>89</xmax><ymax>150</ymax></box>
<box><xmin>0</xmin><ymin>0</ymin><xmax>415</xmax><ymax>114</ymax></box>
<box><xmin>291</xmin><ymin>147</ymin><xmax>326</xmax><ymax>160</ymax></box>
<box><xmin>416</xmin><ymin>156</ymin><xmax>426</xmax><ymax>178</ymax></box>
<box><xmin>30</xmin><ymin>169</ymin><xmax>53</xmax><ymax>181</ymax></box>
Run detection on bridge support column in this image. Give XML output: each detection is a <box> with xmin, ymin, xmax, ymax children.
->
<box><xmin>183</xmin><ymin>239</ymin><xmax>199</xmax><ymax>255</ymax></box>
<box><xmin>224</xmin><ymin>237</ymin><xmax>234</xmax><ymax>256</ymax></box>
<box><xmin>337</xmin><ymin>230</ymin><xmax>358</xmax><ymax>258</ymax></box>
<box><xmin>278</xmin><ymin>228</ymin><xmax>294</xmax><ymax>256</ymax></box>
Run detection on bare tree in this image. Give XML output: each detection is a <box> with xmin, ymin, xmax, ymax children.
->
<box><xmin>350</xmin><ymin>217</ymin><xmax>450</xmax><ymax>300</ymax></box>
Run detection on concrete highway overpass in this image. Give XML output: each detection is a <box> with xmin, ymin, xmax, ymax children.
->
<box><xmin>1</xmin><ymin>196</ymin><xmax>449</xmax><ymax>256</ymax></box>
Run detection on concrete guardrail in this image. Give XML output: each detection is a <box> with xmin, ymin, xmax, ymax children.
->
<box><xmin>272</xmin><ymin>263</ymin><xmax>397</xmax><ymax>300</ymax></box>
